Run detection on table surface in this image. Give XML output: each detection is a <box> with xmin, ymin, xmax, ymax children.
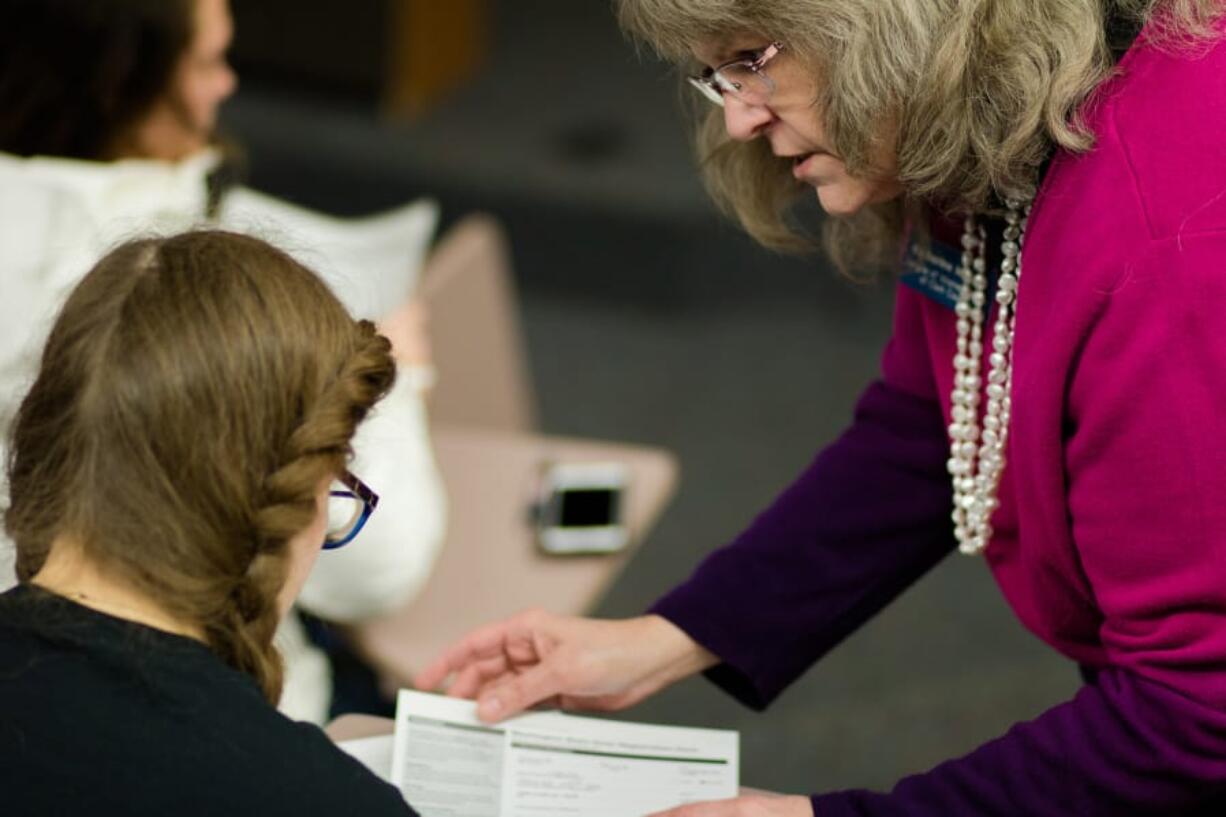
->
<box><xmin>352</xmin><ymin>425</ymin><xmax>679</xmax><ymax>684</ymax></box>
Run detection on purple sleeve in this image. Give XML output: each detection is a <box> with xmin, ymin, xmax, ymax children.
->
<box><xmin>805</xmin><ymin>233</ymin><xmax>1225</xmax><ymax>815</ymax></box>
<box><xmin>650</xmin><ymin>376</ymin><xmax>955</xmax><ymax>709</ymax></box>
<box><xmin>811</xmin><ymin>667</ymin><xmax>1226</xmax><ymax>816</ymax></box>
<box><xmin>651</xmin><ymin>374</ymin><xmax>1226</xmax><ymax>815</ymax></box>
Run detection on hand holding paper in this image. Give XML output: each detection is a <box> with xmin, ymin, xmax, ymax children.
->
<box><xmin>392</xmin><ymin>690</ymin><xmax>738</xmax><ymax>817</ymax></box>
<box><xmin>645</xmin><ymin>792</ymin><xmax>814</xmax><ymax>817</ymax></box>
<box><xmin>415</xmin><ymin>610</ymin><xmax>717</xmax><ymax>722</ymax></box>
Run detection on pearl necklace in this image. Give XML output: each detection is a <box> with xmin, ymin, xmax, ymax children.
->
<box><xmin>948</xmin><ymin>198</ymin><xmax>1032</xmax><ymax>555</ymax></box>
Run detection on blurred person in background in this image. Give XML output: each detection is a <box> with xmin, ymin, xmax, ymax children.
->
<box><xmin>418</xmin><ymin>1</ymin><xmax>1226</xmax><ymax>815</ymax></box>
<box><xmin>0</xmin><ymin>0</ymin><xmax>445</xmax><ymax>723</ymax></box>
<box><xmin>0</xmin><ymin>230</ymin><xmax>418</xmax><ymax>816</ymax></box>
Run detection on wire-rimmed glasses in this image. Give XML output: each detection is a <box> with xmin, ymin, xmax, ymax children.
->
<box><xmin>687</xmin><ymin>42</ymin><xmax>784</xmax><ymax>107</ymax></box>
<box><xmin>323</xmin><ymin>470</ymin><xmax>379</xmax><ymax>550</ymax></box>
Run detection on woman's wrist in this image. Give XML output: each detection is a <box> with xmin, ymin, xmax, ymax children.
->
<box><xmin>639</xmin><ymin>614</ymin><xmax>718</xmax><ymax>686</ymax></box>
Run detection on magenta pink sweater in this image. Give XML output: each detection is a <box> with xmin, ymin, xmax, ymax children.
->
<box><xmin>888</xmin><ymin>23</ymin><xmax>1226</xmax><ymax>703</ymax></box>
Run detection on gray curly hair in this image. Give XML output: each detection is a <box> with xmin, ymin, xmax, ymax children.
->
<box><xmin>616</xmin><ymin>0</ymin><xmax>1223</xmax><ymax>274</ymax></box>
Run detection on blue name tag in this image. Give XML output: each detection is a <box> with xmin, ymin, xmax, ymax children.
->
<box><xmin>900</xmin><ymin>236</ymin><xmax>963</xmax><ymax>310</ymax></box>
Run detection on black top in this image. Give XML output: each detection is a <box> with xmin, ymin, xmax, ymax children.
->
<box><xmin>0</xmin><ymin>584</ymin><xmax>417</xmax><ymax>817</ymax></box>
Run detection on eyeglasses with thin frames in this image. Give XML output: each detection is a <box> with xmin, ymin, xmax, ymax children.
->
<box><xmin>323</xmin><ymin>470</ymin><xmax>379</xmax><ymax>550</ymax></box>
<box><xmin>687</xmin><ymin>42</ymin><xmax>785</xmax><ymax>107</ymax></box>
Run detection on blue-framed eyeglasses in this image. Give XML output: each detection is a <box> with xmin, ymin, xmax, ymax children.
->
<box><xmin>687</xmin><ymin>42</ymin><xmax>784</xmax><ymax>107</ymax></box>
<box><xmin>323</xmin><ymin>470</ymin><xmax>379</xmax><ymax>550</ymax></box>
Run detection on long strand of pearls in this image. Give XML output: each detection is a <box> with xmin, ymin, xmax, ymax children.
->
<box><xmin>948</xmin><ymin>198</ymin><xmax>1032</xmax><ymax>555</ymax></box>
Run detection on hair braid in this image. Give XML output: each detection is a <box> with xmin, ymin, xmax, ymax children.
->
<box><xmin>211</xmin><ymin>321</ymin><xmax>394</xmax><ymax>701</ymax></box>
<box><xmin>6</xmin><ymin>231</ymin><xmax>397</xmax><ymax>704</ymax></box>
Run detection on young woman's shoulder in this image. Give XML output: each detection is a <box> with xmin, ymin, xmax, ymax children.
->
<box><xmin>250</xmin><ymin>718</ymin><xmax>417</xmax><ymax>816</ymax></box>
<box><xmin>0</xmin><ymin>586</ymin><xmax>416</xmax><ymax>816</ymax></box>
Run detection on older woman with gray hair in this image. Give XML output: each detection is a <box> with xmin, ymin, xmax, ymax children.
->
<box><xmin>419</xmin><ymin>1</ymin><xmax>1226</xmax><ymax>814</ymax></box>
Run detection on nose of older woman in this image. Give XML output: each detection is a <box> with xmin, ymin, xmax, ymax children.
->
<box><xmin>722</xmin><ymin>96</ymin><xmax>774</xmax><ymax>141</ymax></box>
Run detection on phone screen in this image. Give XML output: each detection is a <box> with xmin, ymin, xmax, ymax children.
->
<box><xmin>558</xmin><ymin>488</ymin><xmax>620</xmax><ymax>527</ymax></box>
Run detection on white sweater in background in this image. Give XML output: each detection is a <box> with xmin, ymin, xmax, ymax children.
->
<box><xmin>0</xmin><ymin>149</ymin><xmax>447</xmax><ymax>724</ymax></box>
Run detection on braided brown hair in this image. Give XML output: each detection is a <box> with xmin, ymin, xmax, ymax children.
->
<box><xmin>4</xmin><ymin>230</ymin><xmax>395</xmax><ymax>701</ymax></box>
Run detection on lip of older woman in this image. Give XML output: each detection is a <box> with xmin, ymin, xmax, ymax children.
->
<box><xmin>787</xmin><ymin>150</ymin><xmax>833</xmax><ymax>180</ymax></box>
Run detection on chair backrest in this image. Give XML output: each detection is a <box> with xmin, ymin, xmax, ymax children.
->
<box><xmin>418</xmin><ymin>214</ymin><xmax>537</xmax><ymax>432</ymax></box>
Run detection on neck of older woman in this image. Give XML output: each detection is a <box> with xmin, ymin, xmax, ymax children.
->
<box><xmin>31</xmin><ymin>536</ymin><xmax>206</xmax><ymax>642</ymax></box>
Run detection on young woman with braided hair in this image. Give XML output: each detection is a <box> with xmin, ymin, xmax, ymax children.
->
<box><xmin>418</xmin><ymin>1</ymin><xmax>1226</xmax><ymax>815</ymax></box>
<box><xmin>0</xmin><ymin>0</ymin><xmax>447</xmax><ymax>724</ymax></box>
<box><xmin>0</xmin><ymin>231</ymin><xmax>417</xmax><ymax>815</ymax></box>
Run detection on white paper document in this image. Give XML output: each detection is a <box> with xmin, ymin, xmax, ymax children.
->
<box><xmin>391</xmin><ymin>690</ymin><xmax>739</xmax><ymax>817</ymax></box>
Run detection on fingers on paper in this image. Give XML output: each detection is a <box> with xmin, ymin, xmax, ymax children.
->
<box><xmin>415</xmin><ymin>608</ymin><xmax>555</xmax><ymax>692</ymax></box>
<box><xmin>447</xmin><ymin>654</ymin><xmax>513</xmax><ymax>700</ymax></box>
<box><xmin>477</xmin><ymin>659</ymin><xmax>571</xmax><ymax>722</ymax></box>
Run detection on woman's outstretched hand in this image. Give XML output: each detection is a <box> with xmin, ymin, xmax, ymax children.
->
<box><xmin>414</xmin><ymin>610</ymin><xmax>717</xmax><ymax>722</ymax></box>
<box><xmin>648</xmin><ymin>792</ymin><xmax>814</xmax><ymax>817</ymax></box>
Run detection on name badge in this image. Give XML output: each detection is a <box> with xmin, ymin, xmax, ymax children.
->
<box><xmin>900</xmin><ymin>236</ymin><xmax>963</xmax><ymax>310</ymax></box>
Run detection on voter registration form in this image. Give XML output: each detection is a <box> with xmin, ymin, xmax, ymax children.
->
<box><xmin>391</xmin><ymin>690</ymin><xmax>738</xmax><ymax>817</ymax></box>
